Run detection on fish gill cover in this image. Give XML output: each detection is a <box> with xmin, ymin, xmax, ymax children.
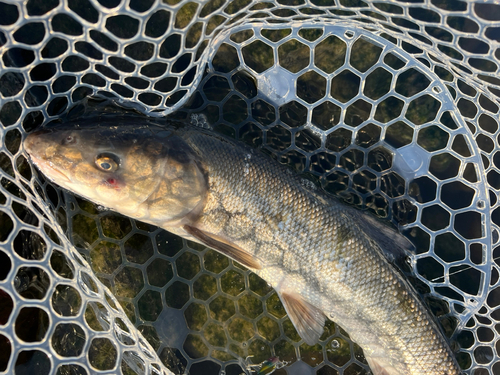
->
<box><xmin>0</xmin><ymin>0</ymin><xmax>499</xmax><ymax>374</ymax></box>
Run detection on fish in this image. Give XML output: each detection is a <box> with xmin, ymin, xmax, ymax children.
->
<box><xmin>24</xmin><ymin>119</ymin><xmax>462</xmax><ymax>375</ymax></box>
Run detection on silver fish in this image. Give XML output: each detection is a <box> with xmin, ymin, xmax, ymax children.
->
<box><xmin>24</xmin><ymin>121</ymin><xmax>461</xmax><ymax>375</ymax></box>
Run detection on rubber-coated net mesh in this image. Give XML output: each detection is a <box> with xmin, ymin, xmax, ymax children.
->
<box><xmin>1</xmin><ymin>0</ymin><xmax>500</xmax><ymax>374</ymax></box>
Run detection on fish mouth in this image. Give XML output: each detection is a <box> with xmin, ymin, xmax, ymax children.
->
<box><xmin>29</xmin><ymin>154</ymin><xmax>71</xmax><ymax>183</ymax></box>
<box><xmin>25</xmin><ymin>132</ymin><xmax>72</xmax><ymax>184</ymax></box>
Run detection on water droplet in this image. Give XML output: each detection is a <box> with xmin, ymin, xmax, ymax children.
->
<box><xmin>190</xmin><ymin>113</ymin><xmax>211</xmax><ymax>129</ymax></box>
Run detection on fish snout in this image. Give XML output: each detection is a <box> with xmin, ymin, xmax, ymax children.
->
<box><xmin>24</xmin><ymin>130</ymin><xmax>50</xmax><ymax>156</ymax></box>
<box><xmin>24</xmin><ymin>132</ymin><xmax>37</xmax><ymax>154</ymax></box>
<box><xmin>23</xmin><ymin>131</ymin><xmax>73</xmax><ymax>184</ymax></box>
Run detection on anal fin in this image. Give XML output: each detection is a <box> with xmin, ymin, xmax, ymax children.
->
<box><xmin>279</xmin><ymin>292</ymin><xmax>326</xmax><ymax>345</ymax></box>
<box><xmin>183</xmin><ymin>225</ymin><xmax>261</xmax><ymax>270</ymax></box>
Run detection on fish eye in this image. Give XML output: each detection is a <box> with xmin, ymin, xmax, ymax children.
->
<box><xmin>95</xmin><ymin>153</ymin><xmax>120</xmax><ymax>172</ymax></box>
<box><xmin>62</xmin><ymin>135</ymin><xmax>77</xmax><ymax>145</ymax></box>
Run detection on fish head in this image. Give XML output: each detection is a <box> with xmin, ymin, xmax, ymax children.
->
<box><xmin>24</xmin><ymin>126</ymin><xmax>207</xmax><ymax>224</ymax></box>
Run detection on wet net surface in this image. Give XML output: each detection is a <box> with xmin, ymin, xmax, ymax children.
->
<box><xmin>1</xmin><ymin>0</ymin><xmax>500</xmax><ymax>374</ymax></box>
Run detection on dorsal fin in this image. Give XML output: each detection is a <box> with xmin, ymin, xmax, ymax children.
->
<box><xmin>183</xmin><ymin>225</ymin><xmax>262</xmax><ymax>270</ymax></box>
<box><xmin>344</xmin><ymin>207</ymin><xmax>413</xmax><ymax>264</ymax></box>
<box><xmin>278</xmin><ymin>291</ymin><xmax>326</xmax><ymax>345</ymax></box>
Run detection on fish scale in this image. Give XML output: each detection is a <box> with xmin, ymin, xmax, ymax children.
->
<box><xmin>184</xmin><ymin>129</ymin><xmax>460</xmax><ymax>375</ymax></box>
<box><xmin>24</xmin><ymin>124</ymin><xmax>461</xmax><ymax>375</ymax></box>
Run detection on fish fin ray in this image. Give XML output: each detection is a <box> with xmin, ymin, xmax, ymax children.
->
<box><xmin>183</xmin><ymin>225</ymin><xmax>262</xmax><ymax>270</ymax></box>
<box><xmin>345</xmin><ymin>208</ymin><xmax>413</xmax><ymax>263</ymax></box>
<box><xmin>365</xmin><ymin>356</ymin><xmax>398</xmax><ymax>375</ymax></box>
<box><xmin>279</xmin><ymin>292</ymin><xmax>325</xmax><ymax>345</ymax></box>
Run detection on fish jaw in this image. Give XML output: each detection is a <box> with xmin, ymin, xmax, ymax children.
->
<box><xmin>24</xmin><ymin>131</ymin><xmax>81</xmax><ymax>189</ymax></box>
<box><xmin>28</xmin><ymin>153</ymin><xmax>72</xmax><ymax>184</ymax></box>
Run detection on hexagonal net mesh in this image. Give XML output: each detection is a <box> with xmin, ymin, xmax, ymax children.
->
<box><xmin>0</xmin><ymin>0</ymin><xmax>499</xmax><ymax>374</ymax></box>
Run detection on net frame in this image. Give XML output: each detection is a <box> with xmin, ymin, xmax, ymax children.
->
<box><xmin>0</xmin><ymin>0</ymin><xmax>499</xmax><ymax>374</ymax></box>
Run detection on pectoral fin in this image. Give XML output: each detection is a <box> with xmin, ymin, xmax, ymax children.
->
<box><xmin>183</xmin><ymin>225</ymin><xmax>262</xmax><ymax>270</ymax></box>
<box><xmin>279</xmin><ymin>292</ymin><xmax>326</xmax><ymax>345</ymax></box>
<box><xmin>365</xmin><ymin>356</ymin><xmax>399</xmax><ymax>375</ymax></box>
